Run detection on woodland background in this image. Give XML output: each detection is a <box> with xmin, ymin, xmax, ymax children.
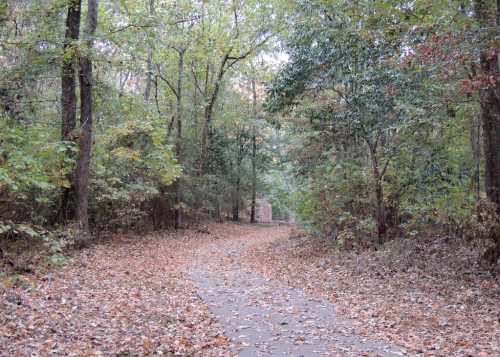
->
<box><xmin>0</xmin><ymin>0</ymin><xmax>499</xmax><ymax>269</ymax></box>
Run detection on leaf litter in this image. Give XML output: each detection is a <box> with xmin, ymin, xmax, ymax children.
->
<box><xmin>188</xmin><ymin>224</ymin><xmax>403</xmax><ymax>356</ymax></box>
<box><xmin>1</xmin><ymin>223</ymin><xmax>498</xmax><ymax>356</ymax></box>
<box><xmin>1</xmin><ymin>229</ymin><xmax>230</xmax><ymax>356</ymax></box>
<box><xmin>240</xmin><ymin>229</ymin><xmax>499</xmax><ymax>356</ymax></box>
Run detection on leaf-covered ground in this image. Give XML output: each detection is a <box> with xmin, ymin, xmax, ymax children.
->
<box><xmin>0</xmin><ymin>229</ymin><xmax>230</xmax><ymax>356</ymax></box>
<box><xmin>188</xmin><ymin>225</ymin><xmax>403</xmax><ymax>356</ymax></box>
<box><xmin>241</xmin><ymin>231</ymin><xmax>500</xmax><ymax>356</ymax></box>
<box><xmin>1</xmin><ymin>224</ymin><xmax>498</xmax><ymax>356</ymax></box>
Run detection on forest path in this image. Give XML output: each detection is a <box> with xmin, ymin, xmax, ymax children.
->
<box><xmin>187</xmin><ymin>224</ymin><xmax>404</xmax><ymax>356</ymax></box>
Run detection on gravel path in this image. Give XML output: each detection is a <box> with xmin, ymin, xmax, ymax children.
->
<box><xmin>187</xmin><ymin>226</ymin><xmax>405</xmax><ymax>356</ymax></box>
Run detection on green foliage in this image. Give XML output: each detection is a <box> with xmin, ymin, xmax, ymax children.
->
<box><xmin>0</xmin><ymin>221</ymin><xmax>45</xmax><ymax>240</ymax></box>
<box><xmin>293</xmin><ymin>160</ymin><xmax>373</xmax><ymax>238</ymax></box>
<box><xmin>98</xmin><ymin>120</ymin><xmax>181</xmax><ymax>184</ymax></box>
<box><xmin>0</xmin><ymin>115</ymin><xmax>67</xmax><ymax>224</ymax></box>
<box><xmin>42</xmin><ymin>253</ymin><xmax>70</xmax><ymax>268</ymax></box>
<box><xmin>266</xmin><ymin>0</ymin><xmax>490</xmax><ymax>253</ymax></box>
<box><xmin>263</xmin><ymin>167</ymin><xmax>293</xmax><ymax>221</ymax></box>
<box><xmin>0</xmin><ymin>0</ymin><xmax>291</xmax><ymax>236</ymax></box>
<box><xmin>90</xmin><ymin>119</ymin><xmax>181</xmax><ymax>229</ymax></box>
<box><xmin>4</xmin><ymin>0</ymin><xmax>495</xmax><ymax>273</ymax></box>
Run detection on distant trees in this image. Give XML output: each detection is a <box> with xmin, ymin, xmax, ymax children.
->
<box><xmin>197</xmin><ymin>32</ymin><xmax>273</xmax><ymax>176</ymax></box>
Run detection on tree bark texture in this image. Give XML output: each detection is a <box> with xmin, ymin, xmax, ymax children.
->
<box><xmin>174</xmin><ymin>49</ymin><xmax>185</xmax><ymax>229</ymax></box>
<box><xmin>474</xmin><ymin>0</ymin><xmax>500</xmax><ymax>263</ymax></box>
<box><xmin>75</xmin><ymin>0</ymin><xmax>98</xmax><ymax>235</ymax></box>
<box><xmin>250</xmin><ymin>78</ymin><xmax>257</xmax><ymax>223</ymax></box>
<box><xmin>144</xmin><ymin>0</ymin><xmax>155</xmax><ymax>102</ymax></box>
<box><xmin>59</xmin><ymin>0</ymin><xmax>81</xmax><ymax>223</ymax></box>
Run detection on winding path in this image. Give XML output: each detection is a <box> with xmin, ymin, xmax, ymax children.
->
<box><xmin>187</xmin><ymin>225</ymin><xmax>405</xmax><ymax>356</ymax></box>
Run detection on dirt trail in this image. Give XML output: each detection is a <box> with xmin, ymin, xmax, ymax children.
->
<box><xmin>187</xmin><ymin>225</ymin><xmax>405</xmax><ymax>356</ymax></box>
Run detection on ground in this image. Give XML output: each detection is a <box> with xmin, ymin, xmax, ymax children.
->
<box><xmin>1</xmin><ymin>224</ymin><xmax>498</xmax><ymax>356</ymax></box>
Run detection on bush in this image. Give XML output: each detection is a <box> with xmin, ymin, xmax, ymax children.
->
<box><xmin>294</xmin><ymin>161</ymin><xmax>375</xmax><ymax>243</ymax></box>
<box><xmin>90</xmin><ymin>120</ymin><xmax>181</xmax><ymax>230</ymax></box>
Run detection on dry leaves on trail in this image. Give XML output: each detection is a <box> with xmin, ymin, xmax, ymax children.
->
<box><xmin>189</xmin><ymin>227</ymin><xmax>404</xmax><ymax>357</ymax></box>
<box><xmin>0</xmin><ymin>229</ymin><xmax>230</xmax><ymax>356</ymax></box>
<box><xmin>2</xmin><ymin>223</ymin><xmax>498</xmax><ymax>356</ymax></box>
<box><xmin>241</xmin><ymin>233</ymin><xmax>499</xmax><ymax>357</ymax></box>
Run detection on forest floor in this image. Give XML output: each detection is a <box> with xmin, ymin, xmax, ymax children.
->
<box><xmin>1</xmin><ymin>224</ymin><xmax>498</xmax><ymax>356</ymax></box>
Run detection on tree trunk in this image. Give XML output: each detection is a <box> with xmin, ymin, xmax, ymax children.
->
<box><xmin>375</xmin><ymin>178</ymin><xmax>386</xmax><ymax>244</ymax></box>
<box><xmin>476</xmin><ymin>2</ymin><xmax>500</xmax><ymax>207</ymax></box>
<box><xmin>250</xmin><ymin>133</ymin><xmax>257</xmax><ymax>223</ymax></box>
<box><xmin>368</xmin><ymin>142</ymin><xmax>387</xmax><ymax>244</ymax></box>
<box><xmin>144</xmin><ymin>51</ymin><xmax>153</xmax><ymax>102</ymax></box>
<box><xmin>200</xmin><ymin>112</ymin><xmax>210</xmax><ymax>175</ymax></box>
<box><xmin>199</xmin><ymin>54</ymin><xmax>230</xmax><ymax>175</ymax></box>
<box><xmin>474</xmin><ymin>0</ymin><xmax>500</xmax><ymax>263</ymax></box>
<box><xmin>232</xmin><ymin>137</ymin><xmax>243</xmax><ymax>222</ymax></box>
<box><xmin>144</xmin><ymin>0</ymin><xmax>154</xmax><ymax>102</ymax></box>
<box><xmin>174</xmin><ymin>49</ymin><xmax>185</xmax><ymax>229</ymax></box>
<box><xmin>75</xmin><ymin>0</ymin><xmax>98</xmax><ymax>236</ymax></box>
<box><xmin>232</xmin><ymin>173</ymin><xmax>241</xmax><ymax>222</ymax></box>
<box><xmin>199</xmin><ymin>84</ymin><xmax>220</xmax><ymax>175</ymax></box>
<box><xmin>470</xmin><ymin>112</ymin><xmax>482</xmax><ymax>201</ymax></box>
<box><xmin>198</xmin><ymin>41</ymin><xmax>265</xmax><ymax>175</ymax></box>
<box><xmin>250</xmin><ymin>78</ymin><xmax>257</xmax><ymax>223</ymax></box>
<box><xmin>59</xmin><ymin>0</ymin><xmax>81</xmax><ymax>223</ymax></box>
<box><xmin>232</xmin><ymin>160</ymin><xmax>241</xmax><ymax>222</ymax></box>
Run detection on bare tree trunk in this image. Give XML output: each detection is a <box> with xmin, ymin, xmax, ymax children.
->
<box><xmin>474</xmin><ymin>0</ymin><xmax>500</xmax><ymax>263</ymax></box>
<box><xmin>368</xmin><ymin>141</ymin><xmax>387</xmax><ymax>244</ymax></box>
<box><xmin>474</xmin><ymin>0</ymin><xmax>500</xmax><ymax>206</ymax></box>
<box><xmin>144</xmin><ymin>0</ymin><xmax>154</xmax><ymax>102</ymax></box>
<box><xmin>470</xmin><ymin>112</ymin><xmax>482</xmax><ymax>201</ymax></box>
<box><xmin>59</xmin><ymin>0</ymin><xmax>81</xmax><ymax>223</ymax></box>
<box><xmin>232</xmin><ymin>134</ymin><xmax>244</xmax><ymax>222</ymax></box>
<box><xmin>174</xmin><ymin>49</ymin><xmax>185</xmax><ymax>229</ymax></box>
<box><xmin>199</xmin><ymin>55</ymin><xmax>228</xmax><ymax>175</ymax></box>
<box><xmin>250</xmin><ymin>133</ymin><xmax>257</xmax><ymax>222</ymax></box>
<box><xmin>198</xmin><ymin>36</ymin><xmax>269</xmax><ymax>175</ymax></box>
<box><xmin>374</xmin><ymin>176</ymin><xmax>386</xmax><ymax>244</ymax></box>
<box><xmin>232</xmin><ymin>173</ymin><xmax>241</xmax><ymax>222</ymax></box>
<box><xmin>250</xmin><ymin>78</ymin><xmax>257</xmax><ymax>223</ymax></box>
<box><xmin>75</xmin><ymin>0</ymin><xmax>98</xmax><ymax>236</ymax></box>
<box><xmin>199</xmin><ymin>111</ymin><xmax>211</xmax><ymax>175</ymax></box>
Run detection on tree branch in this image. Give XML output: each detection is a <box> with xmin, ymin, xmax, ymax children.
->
<box><xmin>156</xmin><ymin>64</ymin><xmax>178</xmax><ymax>98</ymax></box>
<box><xmin>191</xmin><ymin>62</ymin><xmax>204</xmax><ymax>95</ymax></box>
<box><xmin>226</xmin><ymin>32</ymin><xmax>273</xmax><ymax>69</ymax></box>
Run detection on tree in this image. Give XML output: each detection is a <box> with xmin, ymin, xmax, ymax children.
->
<box><xmin>195</xmin><ymin>1</ymin><xmax>278</xmax><ymax>175</ymax></box>
<box><xmin>152</xmin><ymin>1</ymin><xmax>193</xmax><ymax>228</ymax></box>
<box><xmin>59</xmin><ymin>0</ymin><xmax>81</xmax><ymax>223</ymax></box>
<box><xmin>250</xmin><ymin>76</ymin><xmax>258</xmax><ymax>223</ymax></box>
<box><xmin>143</xmin><ymin>0</ymin><xmax>156</xmax><ymax>103</ymax></box>
<box><xmin>473</xmin><ymin>0</ymin><xmax>500</xmax><ymax>261</ymax></box>
<box><xmin>230</xmin><ymin>120</ymin><xmax>252</xmax><ymax>222</ymax></box>
<box><xmin>75</xmin><ymin>0</ymin><xmax>98</xmax><ymax>236</ymax></box>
